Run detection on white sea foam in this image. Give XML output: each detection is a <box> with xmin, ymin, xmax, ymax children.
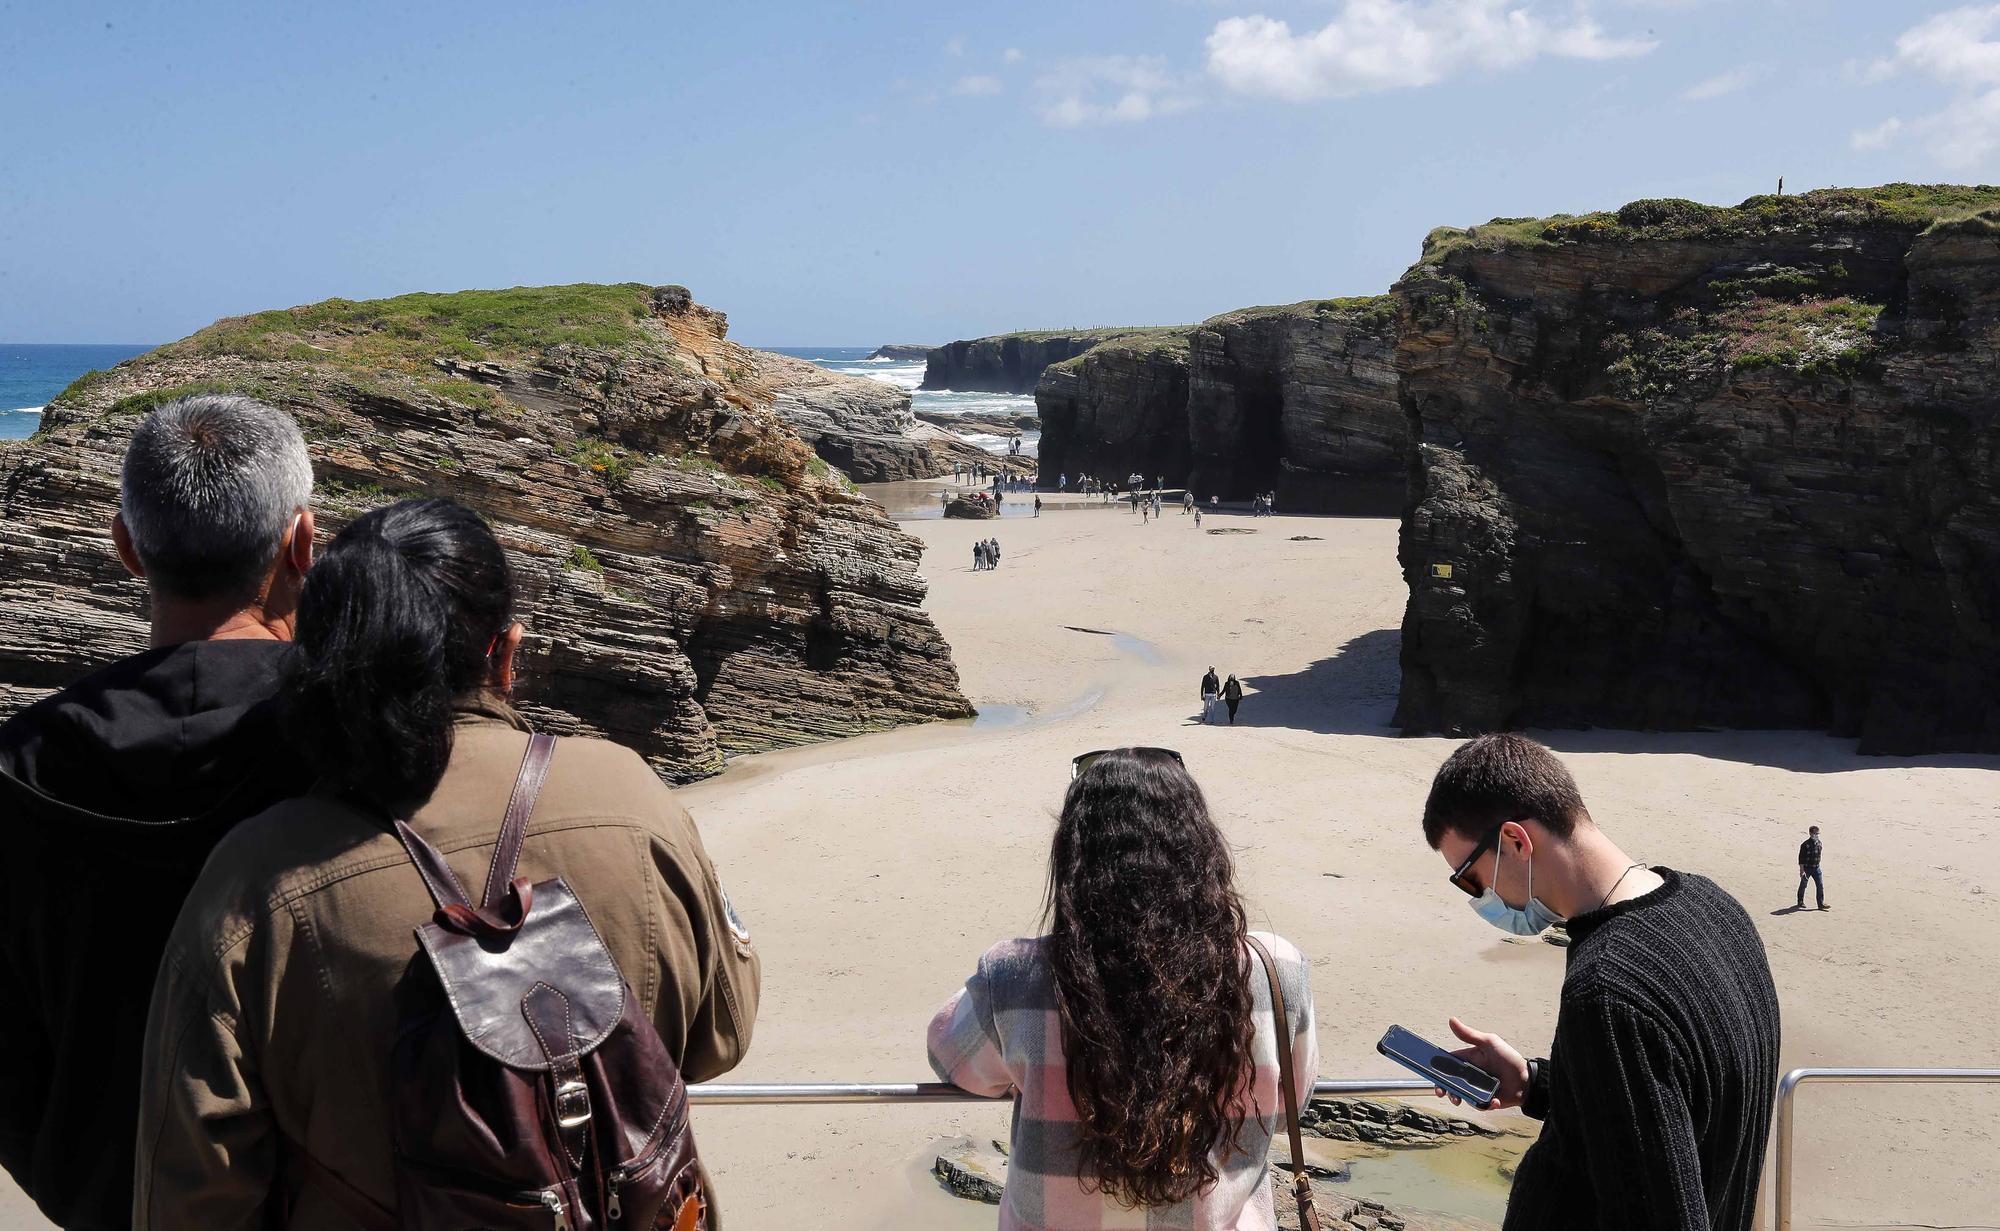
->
<box><xmin>3</xmin><ymin>406</ymin><xmax>44</xmax><ymax>416</ymax></box>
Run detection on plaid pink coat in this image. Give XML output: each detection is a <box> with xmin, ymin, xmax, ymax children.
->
<box><xmin>928</xmin><ymin>932</ymin><xmax>1317</xmax><ymax>1231</ymax></box>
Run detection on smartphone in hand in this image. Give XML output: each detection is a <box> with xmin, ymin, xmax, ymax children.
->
<box><xmin>1376</xmin><ymin>1025</ymin><xmax>1501</xmax><ymax>1109</ymax></box>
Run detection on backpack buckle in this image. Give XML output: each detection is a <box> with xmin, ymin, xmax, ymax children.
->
<box><xmin>555</xmin><ymin>1078</ymin><xmax>592</xmax><ymax>1129</ymax></box>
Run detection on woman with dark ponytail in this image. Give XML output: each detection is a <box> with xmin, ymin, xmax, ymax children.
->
<box><xmin>137</xmin><ymin>498</ymin><xmax>762</xmax><ymax>1228</ymax></box>
<box><xmin>928</xmin><ymin>748</ymin><xmax>1317</xmax><ymax>1230</ymax></box>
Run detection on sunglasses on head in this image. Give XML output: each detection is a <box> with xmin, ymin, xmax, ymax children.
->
<box><xmin>1071</xmin><ymin>747</ymin><xmax>1185</xmax><ymax>780</ymax></box>
<box><xmin>1448</xmin><ymin>816</ymin><xmax>1532</xmax><ymax>897</ymax></box>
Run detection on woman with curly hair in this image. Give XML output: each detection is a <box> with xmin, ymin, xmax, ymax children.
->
<box><xmin>928</xmin><ymin>747</ymin><xmax>1316</xmax><ymax>1230</ymax></box>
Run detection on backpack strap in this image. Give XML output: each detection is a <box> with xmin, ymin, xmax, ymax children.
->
<box><xmin>394</xmin><ymin>733</ymin><xmax>556</xmax><ymax>938</ymax></box>
<box><xmin>1248</xmin><ymin>935</ymin><xmax>1321</xmax><ymax>1231</ymax></box>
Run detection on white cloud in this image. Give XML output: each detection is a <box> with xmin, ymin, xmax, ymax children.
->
<box><xmin>945</xmin><ymin>35</ymin><xmax>967</xmax><ymax>57</ymax></box>
<box><xmin>953</xmin><ymin>74</ymin><xmax>1005</xmax><ymax>97</ymax></box>
<box><xmin>1681</xmin><ymin>63</ymin><xmax>1764</xmax><ymax>102</ymax></box>
<box><xmin>1851</xmin><ymin>117</ymin><xmax>1904</xmax><ymax>152</ymax></box>
<box><xmin>1203</xmin><ymin>0</ymin><xmax>1656</xmax><ymax>103</ymax></box>
<box><xmin>1035</xmin><ymin>55</ymin><xmax>1197</xmax><ymax>127</ymax></box>
<box><xmin>1003</xmin><ymin>48</ymin><xmax>1024</xmax><ymax>64</ymax></box>
<box><xmin>1855</xmin><ymin>4</ymin><xmax>2000</xmax><ymax>168</ymax></box>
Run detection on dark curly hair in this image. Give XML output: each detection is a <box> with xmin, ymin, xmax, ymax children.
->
<box><xmin>1045</xmin><ymin>748</ymin><xmax>1255</xmax><ymax>1207</ymax></box>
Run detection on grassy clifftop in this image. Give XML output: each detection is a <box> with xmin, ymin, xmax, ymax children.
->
<box><xmin>1422</xmin><ymin>183</ymin><xmax>2000</xmax><ymax>262</ymax></box>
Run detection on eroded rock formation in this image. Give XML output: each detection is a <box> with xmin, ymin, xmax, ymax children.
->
<box><xmin>868</xmin><ymin>344</ymin><xmax>932</xmax><ymax>361</ymax></box>
<box><xmin>1035</xmin><ymin>300</ymin><xmax>1405</xmax><ymax>511</ymax></box>
<box><xmin>1394</xmin><ymin>188</ymin><xmax>2000</xmax><ymax>754</ymax></box>
<box><xmin>0</xmin><ymin>282</ymin><xmax>973</xmax><ymax>780</ymax></box>
<box><xmin>923</xmin><ymin>328</ymin><xmax>1179</xmax><ymax>393</ymax></box>
<box><xmin>748</xmin><ymin>347</ymin><xmax>988</xmax><ymax>482</ymax></box>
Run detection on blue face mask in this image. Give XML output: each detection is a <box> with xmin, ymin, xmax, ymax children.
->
<box><xmin>1469</xmin><ymin>843</ymin><xmax>1565</xmax><ymax>936</ymax></box>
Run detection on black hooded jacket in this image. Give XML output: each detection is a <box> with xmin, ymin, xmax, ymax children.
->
<box><xmin>0</xmin><ymin>639</ymin><xmax>302</xmax><ymax>1231</ymax></box>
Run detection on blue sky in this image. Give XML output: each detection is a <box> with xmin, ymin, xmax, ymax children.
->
<box><xmin>3</xmin><ymin>1</ymin><xmax>1996</xmax><ymax>345</ymax></box>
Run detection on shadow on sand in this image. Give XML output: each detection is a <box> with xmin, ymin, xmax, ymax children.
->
<box><xmin>1212</xmin><ymin>628</ymin><xmax>1404</xmax><ymax>737</ymax></box>
<box><xmin>1203</xmin><ymin>627</ymin><xmax>2000</xmax><ymax>775</ymax></box>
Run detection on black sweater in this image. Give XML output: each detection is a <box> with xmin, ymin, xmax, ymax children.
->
<box><xmin>1504</xmin><ymin>869</ymin><xmax>1782</xmax><ymax>1231</ymax></box>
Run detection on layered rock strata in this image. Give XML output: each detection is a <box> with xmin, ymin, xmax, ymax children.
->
<box><xmin>1394</xmin><ymin>187</ymin><xmax>2000</xmax><ymax>754</ymax></box>
<box><xmin>0</xmin><ymin>282</ymin><xmax>973</xmax><ymax>780</ymax></box>
<box><xmin>747</xmin><ymin>347</ymin><xmax>988</xmax><ymax>482</ymax></box>
<box><xmin>1035</xmin><ymin>299</ymin><xmax>1405</xmax><ymax>511</ymax></box>
<box><xmin>923</xmin><ymin>328</ymin><xmax>1180</xmax><ymax>393</ymax></box>
<box><xmin>867</xmin><ymin>344</ymin><xmax>932</xmax><ymax>361</ymax></box>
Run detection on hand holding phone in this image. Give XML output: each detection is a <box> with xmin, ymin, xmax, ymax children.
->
<box><xmin>1377</xmin><ymin>1024</ymin><xmax>1502</xmax><ymax>1109</ymax></box>
<box><xmin>1436</xmin><ymin>1018</ymin><xmax>1531</xmax><ymax>1110</ymax></box>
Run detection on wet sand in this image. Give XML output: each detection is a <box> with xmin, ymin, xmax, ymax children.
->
<box><xmin>5</xmin><ymin>489</ymin><xmax>1993</xmax><ymax>1229</ymax></box>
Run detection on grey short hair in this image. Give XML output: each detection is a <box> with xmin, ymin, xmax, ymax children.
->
<box><xmin>120</xmin><ymin>394</ymin><xmax>314</xmax><ymax>600</ymax></box>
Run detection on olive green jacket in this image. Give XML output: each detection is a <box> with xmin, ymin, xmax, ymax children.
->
<box><xmin>134</xmin><ymin>702</ymin><xmax>760</xmax><ymax>1229</ymax></box>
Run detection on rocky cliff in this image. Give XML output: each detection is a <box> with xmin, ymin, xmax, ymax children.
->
<box><xmin>0</xmin><ymin>283</ymin><xmax>973</xmax><ymax>780</ymax></box>
<box><xmin>923</xmin><ymin>328</ymin><xmax>1179</xmax><ymax>393</ymax></box>
<box><xmin>868</xmin><ymin>344</ymin><xmax>932</xmax><ymax>361</ymax></box>
<box><xmin>1394</xmin><ymin>186</ymin><xmax>2000</xmax><ymax>755</ymax></box>
<box><xmin>747</xmin><ymin>346</ymin><xmax>987</xmax><ymax>482</ymax></box>
<box><xmin>1035</xmin><ymin>299</ymin><xmax>1405</xmax><ymax>511</ymax></box>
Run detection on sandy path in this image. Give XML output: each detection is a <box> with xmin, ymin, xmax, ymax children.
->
<box><xmin>4</xmin><ymin>494</ymin><xmax>1992</xmax><ymax>1229</ymax></box>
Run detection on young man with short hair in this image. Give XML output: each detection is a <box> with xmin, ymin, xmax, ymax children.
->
<box><xmin>0</xmin><ymin>394</ymin><xmax>317</xmax><ymax>1230</ymax></box>
<box><xmin>1797</xmin><ymin>825</ymin><xmax>1826</xmax><ymax>910</ymax></box>
<box><xmin>1423</xmin><ymin>734</ymin><xmax>1781</xmax><ymax>1231</ymax></box>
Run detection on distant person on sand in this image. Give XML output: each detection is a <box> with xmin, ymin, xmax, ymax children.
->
<box><xmin>1797</xmin><ymin>825</ymin><xmax>1826</xmax><ymax>910</ymax></box>
<box><xmin>1033</xmin><ymin>494</ymin><xmax>1042</xmax><ymax>517</ymax></box>
<box><xmin>1422</xmin><ymin>734</ymin><xmax>1780</xmax><ymax>1231</ymax></box>
<box><xmin>1200</xmin><ymin>666</ymin><xmax>1221</xmax><ymax>724</ymax></box>
<box><xmin>0</xmin><ymin>394</ymin><xmax>317</xmax><ymax>1231</ymax></box>
<box><xmin>929</xmin><ymin>748</ymin><xmax>1315</xmax><ymax>1231</ymax></box>
<box><xmin>973</xmin><ymin>540</ymin><xmax>985</xmax><ymax>571</ymax></box>
<box><xmin>991</xmin><ymin>538</ymin><xmax>1001</xmax><ymax>568</ymax></box>
<box><xmin>1141</xmin><ymin>502</ymin><xmax>1149</xmax><ymax>524</ymax></box>
<box><xmin>1194</xmin><ymin>507</ymin><xmax>1203</xmax><ymax>528</ymax></box>
<box><xmin>1222</xmin><ymin>674</ymin><xmax>1243</xmax><ymax>723</ymax></box>
<box><xmin>1210</xmin><ymin>494</ymin><xmax>1219</xmax><ymax>511</ymax></box>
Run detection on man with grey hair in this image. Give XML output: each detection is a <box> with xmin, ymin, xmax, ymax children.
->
<box><xmin>0</xmin><ymin>393</ymin><xmax>317</xmax><ymax>1231</ymax></box>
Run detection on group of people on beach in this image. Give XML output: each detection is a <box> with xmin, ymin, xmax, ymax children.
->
<box><xmin>0</xmin><ymin>393</ymin><xmax>1787</xmax><ymax>1231</ymax></box>
<box><xmin>972</xmin><ymin>536</ymin><xmax>1003</xmax><ymax>570</ymax></box>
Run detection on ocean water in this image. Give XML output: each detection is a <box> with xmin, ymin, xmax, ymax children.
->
<box><xmin>767</xmin><ymin>347</ymin><xmax>1038</xmax><ymax>458</ymax></box>
<box><xmin>0</xmin><ymin>343</ymin><xmax>153</xmax><ymax>440</ymax></box>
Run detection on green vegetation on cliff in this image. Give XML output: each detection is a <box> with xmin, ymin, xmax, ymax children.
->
<box><xmin>1422</xmin><ymin>184</ymin><xmax>2000</xmax><ymax>262</ymax></box>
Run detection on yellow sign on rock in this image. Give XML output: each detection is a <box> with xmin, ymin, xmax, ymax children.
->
<box><xmin>1431</xmin><ymin>563</ymin><xmax>1455</xmax><ymax>580</ymax></box>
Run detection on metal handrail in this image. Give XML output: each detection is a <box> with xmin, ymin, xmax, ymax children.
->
<box><xmin>687</xmin><ymin>1077</ymin><xmax>1443</xmax><ymax>1104</ymax></box>
<box><xmin>1774</xmin><ymin>1066</ymin><xmax>2000</xmax><ymax>1231</ymax></box>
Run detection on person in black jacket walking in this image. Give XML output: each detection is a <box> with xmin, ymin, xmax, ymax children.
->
<box><xmin>1419</xmin><ymin>734</ymin><xmax>1780</xmax><ymax>1231</ymax></box>
<box><xmin>1797</xmin><ymin>825</ymin><xmax>1827</xmax><ymax>910</ymax></box>
<box><xmin>0</xmin><ymin>395</ymin><xmax>318</xmax><ymax>1231</ymax></box>
<box><xmin>1221</xmin><ymin>674</ymin><xmax>1243</xmax><ymax>724</ymax></box>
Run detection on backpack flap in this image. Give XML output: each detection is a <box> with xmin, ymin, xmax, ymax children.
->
<box><xmin>415</xmin><ymin>876</ymin><xmax>627</xmax><ymax>1071</ymax></box>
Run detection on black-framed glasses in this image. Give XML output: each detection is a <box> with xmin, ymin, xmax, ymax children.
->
<box><xmin>1448</xmin><ymin>816</ymin><xmax>1530</xmax><ymax>897</ymax></box>
<box><xmin>1071</xmin><ymin>747</ymin><xmax>1184</xmax><ymax>780</ymax></box>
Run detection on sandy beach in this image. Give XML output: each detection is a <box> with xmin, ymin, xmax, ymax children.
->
<box><xmin>3</xmin><ymin>487</ymin><xmax>1993</xmax><ymax>1231</ymax></box>
<box><xmin>684</xmin><ymin>486</ymin><xmax>1999</xmax><ymax>1230</ymax></box>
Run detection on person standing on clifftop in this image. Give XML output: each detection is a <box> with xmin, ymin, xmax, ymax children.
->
<box><xmin>0</xmin><ymin>395</ymin><xmax>319</xmax><ymax>1231</ymax></box>
<box><xmin>1797</xmin><ymin>825</ymin><xmax>1827</xmax><ymax>910</ymax></box>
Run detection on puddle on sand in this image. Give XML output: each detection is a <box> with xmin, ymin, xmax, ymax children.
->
<box><xmin>1059</xmin><ymin>625</ymin><xmax>1165</xmax><ymax>666</ymax></box>
<box><xmin>966</xmin><ymin>688</ymin><xmax>1106</xmax><ymax>732</ymax></box>
<box><xmin>1300</xmin><ymin>1132</ymin><xmax>1525</xmax><ymax>1224</ymax></box>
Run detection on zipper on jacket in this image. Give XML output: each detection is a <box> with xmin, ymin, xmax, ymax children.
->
<box><xmin>540</xmin><ymin>1189</ymin><xmax>571</xmax><ymax>1231</ymax></box>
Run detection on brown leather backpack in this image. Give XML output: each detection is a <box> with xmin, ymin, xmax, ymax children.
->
<box><xmin>312</xmin><ymin>734</ymin><xmax>706</xmax><ymax>1231</ymax></box>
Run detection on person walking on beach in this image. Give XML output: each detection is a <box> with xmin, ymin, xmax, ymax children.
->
<box><xmin>973</xmin><ymin>540</ymin><xmax>985</xmax><ymax>571</ymax></box>
<box><xmin>1221</xmin><ymin>674</ymin><xmax>1243</xmax><ymax>724</ymax></box>
<box><xmin>1194</xmin><ymin>507</ymin><xmax>1203</xmax><ymax>528</ymax></box>
<box><xmin>1199</xmin><ymin>667</ymin><xmax>1221</xmax><ymax>724</ymax></box>
<box><xmin>1033</xmin><ymin>494</ymin><xmax>1042</xmax><ymax>517</ymax></box>
<box><xmin>1423</xmin><ymin>734</ymin><xmax>1780</xmax><ymax>1231</ymax></box>
<box><xmin>1797</xmin><ymin>825</ymin><xmax>1827</xmax><ymax>910</ymax></box>
<box><xmin>1141</xmin><ymin>502</ymin><xmax>1149</xmax><ymax>524</ymax></box>
<box><xmin>990</xmin><ymin>538</ymin><xmax>1002</xmax><ymax>569</ymax></box>
<box><xmin>928</xmin><ymin>748</ymin><xmax>1315</xmax><ymax>1231</ymax></box>
<box><xmin>135</xmin><ymin>499</ymin><xmax>760</xmax><ymax>1229</ymax></box>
